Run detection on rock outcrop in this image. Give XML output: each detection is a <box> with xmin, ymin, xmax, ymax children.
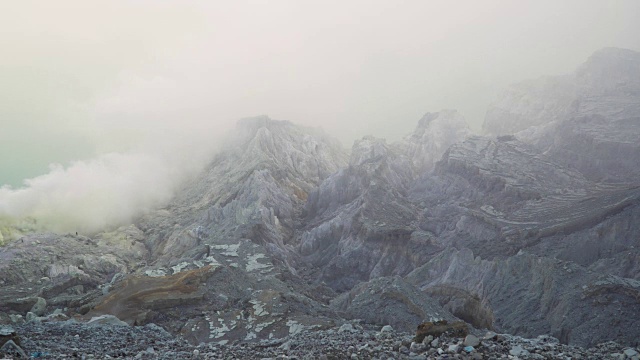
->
<box><xmin>299</xmin><ymin>111</ymin><xmax>470</xmax><ymax>291</ymax></box>
<box><xmin>1</xmin><ymin>49</ymin><xmax>640</xmax><ymax>350</ymax></box>
<box><xmin>399</xmin><ymin>110</ymin><xmax>471</xmax><ymax>174</ymax></box>
<box><xmin>484</xmin><ymin>47</ymin><xmax>640</xmax><ymax>183</ymax></box>
<box><xmin>330</xmin><ymin>276</ymin><xmax>459</xmax><ymax>333</ymax></box>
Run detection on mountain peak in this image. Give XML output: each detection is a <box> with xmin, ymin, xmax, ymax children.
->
<box><xmin>576</xmin><ymin>47</ymin><xmax>640</xmax><ymax>93</ymax></box>
<box><xmin>586</xmin><ymin>47</ymin><xmax>640</xmax><ymax>62</ymax></box>
<box><xmin>349</xmin><ymin>136</ymin><xmax>388</xmax><ymax>167</ymax></box>
<box><xmin>415</xmin><ymin>109</ymin><xmax>463</xmax><ymax>130</ymax></box>
<box><xmin>236</xmin><ymin>115</ymin><xmax>291</xmax><ymax>130</ymax></box>
<box><xmin>403</xmin><ymin>110</ymin><xmax>470</xmax><ymax>173</ymax></box>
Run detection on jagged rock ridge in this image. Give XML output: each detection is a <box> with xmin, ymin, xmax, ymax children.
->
<box><xmin>1</xmin><ymin>49</ymin><xmax>639</xmax><ymax>351</ymax></box>
<box><xmin>484</xmin><ymin>47</ymin><xmax>640</xmax><ymax>182</ymax></box>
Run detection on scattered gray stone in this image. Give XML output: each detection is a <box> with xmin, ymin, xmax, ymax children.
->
<box><xmin>0</xmin><ymin>325</ymin><xmax>18</xmax><ymax>348</ymax></box>
<box><xmin>144</xmin><ymin>323</ymin><xmax>171</xmax><ymax>337</ymax></box>
<box><xmin>45</xmin><ymin>312</ymin><xmax>69</xmax><ymax>321</ymax></box>
<box><xmin>30</xmin><ymin>297</ymin><xmax>47</xmax><ymax>316</ymax></box>
<box><xmin>483</xmin><ymin>331</ymin><xmax>497</xmax><ymax>340</ymax></box>
<box><xmin>624</xmin><ymin>348</ymin><xmax>639</xmax><ymax>357</ymax></box>
<box><xmin>26</xmin><ymin>312</ymin><xmax>38</xmax><ymax>322</ymax></box>
<box><xmin>279</xmin><ymin>341</ymin><xmax>291</xmax><ymax>351</ymax></box>
<box><xmin>339</xmin><ymin>323</ymin><xmax>355</xmax><ymax>333</ymax></box>
<box><xmin>87</xmin><ymin>314</ymin><xmax>128</xmax><ymax>327</ymax></box>
<box><xmin>464</xmin><ymin>334</ymin><xmax>480</xmax><ymax>347</ymax></box>
<box><xmin>410</xmin><ymin>341</ymin><xmax>425</xmax><ymax>353</ymax></box>
<box><xmin>0</xmin><ymin>339</ymin><xmax>27</xmax><ymax>358</ymax></box>
<box><xmin>380</xmin><ymin>325</ymin><xmax>394</xmax><ymax>333</ymax></box>
<box><xmin>510</xmin><ymin>345</ymin><xmax>524</xmax><ymax>356</ymax></box>
<box><xmin>9</xmin><ymin>314</ymin><xmax>24</xmax><ymax>324</ymax></box>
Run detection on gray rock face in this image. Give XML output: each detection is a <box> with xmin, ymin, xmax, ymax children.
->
<box><xmin>1</xmin><ymin>50</ymin><xmax>640</xmax><ymax>350</ymax></box>
<box><xmin>300</xmin><ymin>136</ymin><xmax>420</xmax><ymax>291</ymax></box>
<box><xmin>482</xmin><ymin>74</ymin><xmax>577</xmax><ymax>137</ymax></box>
<box><xmin>330</xmin><ymin>276</ymin><xmax>458</xmax><ymax>332</ymax></box>
<box><xmin>87</xmin><ymin>314</ymin><xmax>129</xmax><ymax>327</ymax></box>
<box><xmin>406</xmin><ymin>134</ymin><xmax>640</xmax><ymax>345</ymax></box>
<box><xmin>297</xmin><ymin>48</ymin><xmax>640</xmax><ymax>345</ymax></box>
<box><xmin>399</xmin><ymin>110</ymin><xmax>471</xmax><ymax>174</ymax></box>
<box><xmin>406</xmin><ymin>248</ymin><xmax>640</xmax><ymax>347</ymax></box>
<box><xmin>299</xmin><ymin>112</ymin><xmax>470</xmax><ymax>291</ymax></box>
<box><xmin>91</xmin><ymin>117</ymin><xmax>351</xmax><ymax>343</ymax></box>
<box><xmin>417</xmin><ymin>135</ymin><xmax>640</xmax><ymax>257</ymax></box>
<box><xmin>29</xmin><ymin>297</ymin><xmax>46</xmax><ymax>317</ymax></box>
<box><xmin>0</xmin><ymin>230</ymin><xmax>147</xmax><ymax>318</ymax></box>
<box><xmin>543</xmin><ymin>114</ymin><xmax>640</xmax><ymax>182</ymax></box>
<box><xmin>0</xmin><ymin>339</ymin><xmax>27</xmax><ymax>358</ymax></box>
<box><xmin>0</xmin><ymin>117</ymin><xmax>355</xmax><ymax>344</ymax></box>
<box><xmin>140</xmin><ymin>116</ymin><xmax>348</xmax><ymax>270</ymax></box>
<box><xmin>484</xmin><ymin>47</ymin><xmax>640</xmax><ymax>183</ymax></box>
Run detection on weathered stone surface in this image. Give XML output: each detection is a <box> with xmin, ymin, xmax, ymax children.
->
<box><xmin>87</xmin><ymin>314</ymin><xmax>129</xmax><ymax>327</ymax></box>
<box><xmin>1</xmin><ymin>49</ymin><xmax>639</xmax><ymax>351</ymax></box>
<box><xmin>88</xmin><ymin>265</ymin><xmax>216</xmax><ymax>325</ymax></box>
<box><xmin>400</xmin><ymin>110</ymin><xmax>471</xmax><ymax>174</ymax></box>
<box><xmin>0</xmin><ymin>296</ymin><xmax>39</xmax><ymax>314</ymax></box>
<box><xmin>0</xmin><ymin>339</ymin><xmax>26</xmax><ymax>358</ymax></box>
<box><xmin>0</xmin><ymin>230</ymin><xmax>146</xmax><ymax>321</ymax></box>
<box><xmin>139</xmin><ymin>116</ymin><xmax>348</xmax><ymax>272</ymax></box>
<box><xmin>9</xmin><ymin>320</ymin><xmax>637</xmax><ymax>359</ymax></box>
<box><xmin>484</xmin><ymin>47</ymin><xmax>640</xmax><ymax>183</ymax></box>
<box><xmin>0</xmin><ymin>325</ymin><xmax>19</xmax><ymax>347</ymax></box>
<box><xmin>406</xmin><ymin>247</ymin><xmax>640</xmax><ymax>347</ymax></box>
<box><xmin>29</xmin><ymin>297</ymin><xmax>46</xmax><ymax>316</ymax></box>
<box><xmin>414</xmin><ymin>320</ymin><xmax>468</xmax><ymax>343</ymax></box>
<box><xmin>331</xmin><ymin>277</ymin><xmax>458</xmax><ymax>333</ymax></box>
<box><xmin>464</xmin><ymin>334</ymin><xmax>480</xmax><ymax>347</ymax></box>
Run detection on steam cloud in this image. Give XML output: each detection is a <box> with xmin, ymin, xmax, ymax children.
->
<box><xmin>0</xmin><ymin>127</ymin><xmax>224</xmax><ymax>233</ymax></box>
<box><xmin>0</xmin><ymin>70</ymin><xmax>230</xmax><ymax>233</ymax></box>
<box><xmin>1</xmin><ymin>1</ymin><xmax>639</xmax><ymax>234</ymax></box>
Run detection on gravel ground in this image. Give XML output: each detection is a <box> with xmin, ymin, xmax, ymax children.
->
<box><xmin>3</xmin><ymin>320</ymin><xmax>639</xmax><ymax>359</ymax></box>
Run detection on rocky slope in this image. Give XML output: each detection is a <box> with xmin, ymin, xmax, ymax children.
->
<box><xmin>5</xmin><ymin>320</ymin><xmax>640</xmax><ymax>359</ymax></box>
<box><xmin>299</xmin><ymin>49</ymin><xmax>640</xmax><ymax>346</ymax></box>
<box><xmin>0</xmin><ymin>116</ymin><xmax>461</xmax><ymax>348</ymax></box>
<box><xmin>484</xmin><ymin>47</ymin><xmax>640</xmax><ymax>183</ymax></box>
<box><xmin>299</xmin><ymin>110</ymin><xmax>470</xmax><ymax>291</ymax></box>
<box><xmin>1</xmin><ymin>48</ymin><xmax>640</xmax><ymax>355</ymax></box>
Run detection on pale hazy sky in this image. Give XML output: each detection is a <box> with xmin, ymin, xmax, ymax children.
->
<box><xmin>1</xmin><ymin>0</ymin><xmax>639</xmax><ymax>189</ymax></box>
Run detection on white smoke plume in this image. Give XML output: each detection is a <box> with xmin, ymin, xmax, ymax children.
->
<box><xmin>1</xmin><ymin>1</ymin><xmax>639</xmax><ymax>235</ymax></box>
<box><xmin>0</xmin><ymin>71</ymin><xmax>231</xmax><ymax>233</ymax></box>
<box><xmin>0</xmin><ymin>125</ymin><xmax>225</xmax><ymax>233</ymax></box>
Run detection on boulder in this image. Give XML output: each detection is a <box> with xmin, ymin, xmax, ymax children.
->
<box><xmin>0</xmin><ymin>340</ymin><xmax>27</xmax><ymax>358</ymax></box>
<box><xmin>464</xmin><ymin>334</ymin><xmax>480</xmax><ymax>347</ymax></box>
<box><xmin>30</xmin><ymin>297</ymin><xmax>47</xmax><ymax>316</ymax></box>
<box><xmin>87</xmin><ymin>314</ymin><xmax>129</xmax><ymax>327</ymax></box>
<box><xmin>0</xmin><ymin>325</ymin><xmax>19</xmax><ymax>347</ymax></box>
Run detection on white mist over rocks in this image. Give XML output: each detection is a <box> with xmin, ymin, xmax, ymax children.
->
<box><xmin>0</xmin><ymin>124</ymin><xmax>226</xmax><ymax>233</ymax></box>
<box><xmin>1</xmin><ymin>1</ymin><xmax>639</xmax><ymax>233</ymax></box>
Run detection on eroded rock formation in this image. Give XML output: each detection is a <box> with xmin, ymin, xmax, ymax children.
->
<box><xmin>1</xmin><ymin>49</ymin><xmax>639</xmax><ymax>349</ymax></box>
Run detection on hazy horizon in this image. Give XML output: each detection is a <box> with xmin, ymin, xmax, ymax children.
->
<box><xmin>1</xmin><ymin>0</ymin><xmax>639</xmax><ymax>231</ymax></box>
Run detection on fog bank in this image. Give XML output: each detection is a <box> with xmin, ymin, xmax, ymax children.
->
<box><xmin>1</xmin><ymin>0</ymin><xmax>639</xmax><ymax>233</ymax></box>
